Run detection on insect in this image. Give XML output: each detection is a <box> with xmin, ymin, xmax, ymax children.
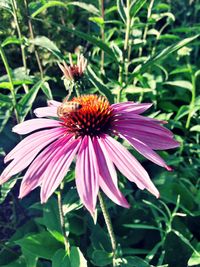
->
<box><xmin>57</xmin><ymin>101</ymin><xmax>82</xmax><ymax>118</ymax></box>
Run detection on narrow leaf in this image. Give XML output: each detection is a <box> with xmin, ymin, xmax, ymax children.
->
<box><xmin>18</xmin><ymin>80</ymin><xmax>44</xmax><ymax>120</ymax></box>
<box><xmin>87</xmin><ymin>65</ymin><xmax>114</xmax><ymax>102</ymax></box>
<box><xmin>65</xmin><ymin>28</ymin><xmax>117</xmax><ymax>62</ymax></box>
<box><xmin>138</xmin><ymin>35</ymin><xmax>199</xmax><ymax>73</ymax></box>
<box><xmin>30</xmin><ymin>36</ymin><xmax>63</xmax><ymax>60</ymax></box>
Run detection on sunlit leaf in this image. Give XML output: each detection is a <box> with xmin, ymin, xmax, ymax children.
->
<box><xmin>87</xmin><ymin>65</ymin><xmax>114</xmax><ymax>102</ymax></box>
<box><xmin>69</xmin><ymin>1</ymin><xmax>99</xmax><ymax>15</ymax></box>
<box><xmin>30</xmin><ymin>36</ymin><xmax>63</xmax><ymax>59</ymax></box>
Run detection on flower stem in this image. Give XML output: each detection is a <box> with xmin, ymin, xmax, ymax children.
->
<box><xmin>124</xmin><ymin>0</ymin><xmax>130</xmax><ymax>52</ymax></box>
<box><xmin>124</xmin><ymin>0</ymin><xmax>131</xmax><ymax>83</ymax></box>
<box><xmin>186</xmin><ymin>61</ymin><xmax>196</xmax><ymax>129</ymax></box>
<box><xmin>57</xmin><ymin>183</ymin><xmax>70</xmax><ymax>254</ymax></box>
<box><xmin>11</xmin><ymin>0</ymin><xmax>27</xmax><ymax>74</ymax></box>
<box><xmin>138</xmin><ymin>0</ymin><xmax>154</xmax><ymax>58</ymax></box>
<box><xmin>98</xmin><ymin>192</ymin><xmax>117</xmax><ymax>266</ymax></box>
<box><xmin>23</xmin><ymin>0</ymin><xmax>44</xmax><ymax>79</ymax></box>
<box><xmin>0</xmin><ymin>45</ymin><xmax>20</xmax><ymax>123</ymax></box>
<box><xmin>99</xmin><ymin>0</ymin><xmax>105</xmax><ymax>74</ymax></box>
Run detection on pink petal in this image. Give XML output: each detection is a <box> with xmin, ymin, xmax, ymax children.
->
<box><xmin>93</xmin><ymin>137</ymin><xmax>130</xmax><ymax>208</ymax></box>
<box><xmin>0</xmin><ymin>129</ymin><xmax>65</xmax><ymax>185</ymax></box>
<box><xmin>113</xmin><ymin>113</ymin><xmax>166</xmax><ymax>124</ymax></box>
<box><xmin>34</xmin><ymin>106</ymin><xmax>58</xmax><ymax>118</ymax></box>
<box><xmin>12</xmin><ymin>118</ymin><xmax>62</xmax><ymax>135</ymax></box>
<box><xmin>112</xmin><ymin>119</ymin><xmax>173</xmax><ymax>137</ymax></box>
<box><xmin>119</xmin><ymin>134</ymin><xmax>172</xmax><ymax>170</ymax></box>
<box><xmin>75</xmin><ymin>136</ymin><xmax>99</xmax><ymax>214</ymax></box>
<box><xmin>112</xmin><ymin>102</ymin><xmax>152</xmax><ymax>114</ymax></box>
<box><xmin>19</xmin><ymin>137</ymin><xmax>70</xmax><ymax>198</ymax></box>
<box><xmin>117</xmin><ymin>128</ymin><xmax>179</xmax><ymax>150</ymax></box>
<box><xmin>113</xmin><ymin>124</ymin><xmax>173</xmax><ymax>140</ymax></box>
<box><xmin>47</xmin><ymin>100</ymin><xmax>62</xmax><ymax>107</ymax></box>
<box><xmin>102</xmin><ymin>135</ymin><xmax>159</xmax><ymax>198</ymax></box>
<box><xmin>40</xmin><ymin>137</ymin><xmax>81</xmax><ymax>203</ymax></box>
<box><xmin>5</xmin><ymin>128</ymin><xmax>65</xmax><ymax>163</ymax></box>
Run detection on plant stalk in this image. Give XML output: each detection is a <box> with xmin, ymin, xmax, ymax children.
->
<box><xmin>0</xmin><ymin>45</ymin><xmax>20</xmax><ymax>123</ymax></box>
<box><xmin>186</xmin><ymin>61</ymin><xmax>196</xmax><ymax>129</ymax></box>
<box><xmin>99</xmin><ymin>0</ymin><xmax>105</xmax><ymax>74</ymax></box>
<box><xmin>23</xmin><ymin>0</ymin><xmax>44</xmax><ymax>79</ymax></box>
<box><xmin>11</xmin><ymin>0</ymin><xmax>27</xmax><ymax>75</ymax></box>
<box><xmin>57</xmin><ymin>183</ymin><xmax>70</xmax><ymax>254</ymax></box>
<box><xmin>98</xmin><ymin>192</ymin><xmax>117</xmax><ymax>266</ymax></box>
<box><xmin>138</xmin><ymin>0</ymin><xmax>154</xmax><ymax>58</ymax></box>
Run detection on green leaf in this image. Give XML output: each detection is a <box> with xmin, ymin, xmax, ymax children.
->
<box><xmin>190</xmin><ymin>125</ymin><xmax>200</xmax><ymax>132</ymax></box>
<box><xmin>52</xmin><ymin>249</ymin><xmax>70</xmax><ymax>267</ymax></box>
<box><xmin>30</xmin><ymin>36</ymin><xmax>63</xmax><ymax>59</ymax></box>
<box><xmin>174</xmin><ymin>105</ymin><xmax>190</xmax><ymax>121</ymax></box>
<box><xmin>0</xmin><ymin>179</ymin><xmax>16</xmax><ymax>204</ymax></box>
<box><xmin>70</xmin><ymin>246</ymin><xmax>87</xmax><ymax>267</ymax></box>
<box><xmin>42</xmin><ymin>198</ymin><xmax>62</xmax><ymax>235</ymax></box>
<box><xmin>1</xmin><ymin>36</ymin><xmax>21</xmax><ymax>47</ymax></box>
<box><xmin>0</xmin><ymin>67</ymin><xmax>33</xmax><ymax>88</ymax></box>
<box><xmin>18</xmin><ymin>79</ymin><xmax>44</xmax><ymax>121</ymax></box>
<box><xmin>172</xmin><ymin>230</ymin><xmax>200</xmax><ymax>256</ymax></box>
<box><xmin>0</xmin><ymin>257</ymin><xmax>26</xmax><ymax>267</ymax></box>
<box><xmin>120</xmin><ymin>85</ymin><xmax>153</xmax><ymax>94</ymax></box>
<box><xmin>62</xmin><ymin>188</ymin><xmax>82</xmax><ymax>215</ymax></box>
<box><xmin>21</xmin><ymin>248</ymin><xmax>38</xmax><ymax>267</ymax></box>
<box><xmin>0</xmin><ymin>0</ymin><xmax>12</xmax><ymax>13</ymax></box>
<box><xmin>120</xmin><ymin>256</ymin><xmax>151</xmax><ymax>267</ymax></box>
<box><xmin>188</xmin><ymin>244</ymin><xmax>200</xmax><ymax>266</ymax></box>
<box><xmin>0</xmin><ymin>106</ymin><xmax>13</xmax><ymax>132</ymax></box>
<box><xmin>41</xmin><ymin>81</ymin><xmax>53</xmax><ymax>99</ymax></box>
<box><xmin>164</xmin><ymin>80</ymin><xmax>193</xmax><ymax>91</ymax></box>
<box><xmin>69</xmin><ymin>1</ymin><xmax>99</xmax><ymax>15</ymax></box>
<box><xmin>131</xmin><ymin>0</ymin><xmax>147</xmax><ymax>17</ymax></box>
<box><xmin>117</xmin><ymin>0</ymin><xmax>126</xmax><ymax>23</ymax></box>
<box><xmin>87</xmin><ymin>65</ymin><xmax>114</xmax><ymax>102</ymax></box>
<box><xmin>0</xmin><ymin>93</ymin><xmax>12</xmax><ymax>103</ymax></box>
<box><xmin>30</xmin><ymin>1</ymin><xmax>67</xmax><ymax>17</ymax></box>
<box><xmin>91</xmin><ymin>250</ymin><xmax>113</xmax><ymax>266</ymax></box>
<box><xmin>138</xmin><ymin>35</ymin><xmax>199</xmax><ymax>73</ymax></box>
<box><xmin>15</xmin><ymin>231</ymin><xmax>63</xmax><ymax>260</ymax></box>
<box><xmin>65</xmin><ymin>28</ymin><xmax>117</xmax><ymax>62</ymax></box>
<box><xmin>123</xmin><ymin>224</ymin><xmax>161</xmax><ymax>231</ymax></box>
<box><xmin>89</xmin><ymin>16</ymin><xmax>104</xmax><ymax>27</ymax></box>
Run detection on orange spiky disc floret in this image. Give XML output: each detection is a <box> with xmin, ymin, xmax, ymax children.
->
<box><xmin>60</xmin><ymin>95</ymin><xmax>113</xmax><ymax>137</ymax></box>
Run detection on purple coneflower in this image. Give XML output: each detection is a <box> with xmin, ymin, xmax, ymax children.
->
<box><xmin>0</xmin><ymin>95</ymin><xmax>179</xmax><ymax>214</ymax></box>
<box><xmin>58</xmin><ymin>53</ymin><xmax>87</xmax><ymax>81</ymax></box>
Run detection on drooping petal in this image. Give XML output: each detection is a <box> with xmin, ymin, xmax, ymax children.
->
<box><xmin>119</xmin><ymin>134</ymin><xmax>172</xmax><ymax>170</ymax></box>
<box><xmin>19</xmin><ymin>136</ymin><xmax>70</xmax><ymax>198</ymax></box>
<box><xmin>93</xmin><ymin>137</ymin><xmax>130</xmax><ymax>208</ymax></box>
<box><xmin>113</xmin><ymin>113</ymin><xmax>167</xmax><ymax>124</ymax></box>
<box><xmin>102</xmin><ymin>135</ymin><xmax>159</xmax><ymax>198</ymax></box>
<box><xmin>13</xmin><ymin>118</ymin><xmax>62</xmax><ymax>135</ymax></box>
<box><xmin>40</xmin><ymin>137</ymin><xmax>81</xmax><ymax>203</ymax></box>
<box><xmin>0</xmin><ymin>129</ymin><xmax>65</xmax><ymax>185</ymax></box>
<box><xmin>34</xmin><ymin>106</ymin><xmax>58</xmax><ymax>118</ymax></box>
<box><xmin>112</xmin><ymin>119</ymin><xmax>173</xmax><ymax>137</ymax></box>
<box><xmin>75</xmin><ymin>136</ymin><xmax>99</xmax><ymax>214</ymax></box>
<box><xmin>116</xmin><ymin>127</ymin><xmax>179</xmax><ymax>150</ymax></box>
<box><xmin>47</xmin><ymin>100</ymin><xmax>62</xmax><ymax>107</ymax></box>
<box><xmin>112</xmin><ymin>102</ymin><xmax>152</xmax><ymax>114</ymax></box>
<box><xmin>5</xmin><ymin>128</ymin><xmax>65</xmax><ymax>163</ymax></box>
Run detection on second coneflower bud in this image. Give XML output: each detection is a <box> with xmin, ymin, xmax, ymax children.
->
<box><xmin>58</xmin><ymin>53</ymin><xmax>87</xmax><ymax>82</ymax></box>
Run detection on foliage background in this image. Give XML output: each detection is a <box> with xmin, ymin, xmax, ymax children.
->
<box><xmin>0</xmin><ymin>0</ymin><xmax>200</xmax><ymax>266</ymax></box>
